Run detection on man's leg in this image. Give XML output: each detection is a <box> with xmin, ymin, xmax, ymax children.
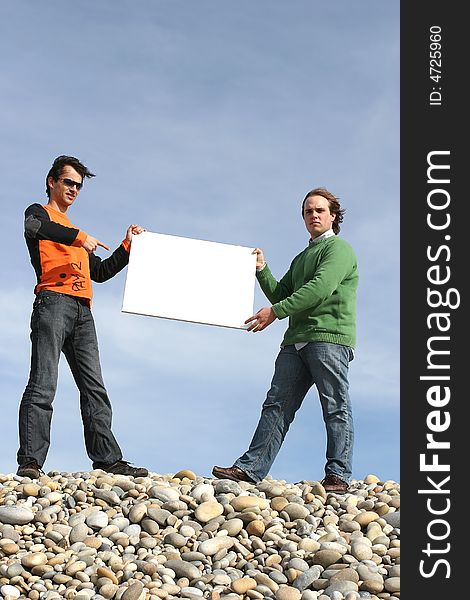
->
<box><xmin>62</xmin><ymin>303</ymin><xmax>123</xmax><ymax>466</ymax></box>
<box><xmin>17</xmin><ymin>293</ymin><xmax>68</xmax><ymax>468</ymax></box>
<box><xmin>301</xmin><ymin>342</ymin><xmax>354</xmax><ymax>482</ymax></box>
<box><xmin>234</xmin><ymin>346</ymin><xmax>312</xmax><ymax>482</ymax></box>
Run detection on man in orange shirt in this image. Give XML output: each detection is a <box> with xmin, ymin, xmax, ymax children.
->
<box><xmin>17</xmin><ymin>155</ymin><xmax>148</xmax><ymax>479</ymax></box>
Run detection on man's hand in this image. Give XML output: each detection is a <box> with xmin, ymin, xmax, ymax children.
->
<box><xmin>83</xmin><ymin>235</ymin><xmax>110</xmax><ymax>254</ymax></box>
<box><xmin>252</xmin><ymin>247</ymin><xmax>266</xmax><ymax>271</ymax></box>
<box><xmin>245</xmin><ymin>307</ymin><xmax>277</xmax><ymax>332</ymax></box>
<box><xmin>126</xmin><ymin>224</ymin><xmax>146</xmax><ymax>243</ymax></box>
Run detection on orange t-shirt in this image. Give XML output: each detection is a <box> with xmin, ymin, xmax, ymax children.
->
<box><xmin>34</xmin><ymin>205</ymin><xmax>92</xmax><ymax>301</ymax></box>
<box><xmin>24</xmin><ymin>203</ymin><xmax>130</xmax><ymax>306</ymax></box>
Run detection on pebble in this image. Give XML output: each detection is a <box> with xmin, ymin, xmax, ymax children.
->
<box><xmin>0</xmin><ymin>470</ymin><xmax>400</xmax><ymax>599</ymax></box>
<box><xmin>0</xmin><ymin>584</ymin><xmax>21</xmax><ymax>598</ymax></box>
<box><xmin>0</xmin><ymin>506</ymin><xmax>34</xmax><ymax>524</ymax></box>
<box><xmin>231</xmin><ymin>577</ymin><xmax>257</xmax><ymax>593</ymax></box>
<box><xmin>174</xmin><ymin>470</ymin><xmax>197</xmax><ymax>480</ymax></box>
<box><xmin>194</xmin><ymin>501</ymin><xmax>223</xmax><ymax>523</ymax></box>
<box><xmin>164</xmin><ymin>560</ymin><xmax>200</xmax><ymax>580</ymax></box>
<box><xmin>324</xmin><ymin>580</ymin><xmax>359</xmax><ymax>595</ymax></box>
<box><xmin>231</xmin><ymin>496</ymin><xmax>269</xmax><ymax>511</ymax></box>
<box><xmin>198</xmin><ymin>536</ymin><xmax>234</xmax><ymax>556</ymax></box>
<box><xmin>275</xmin><ymin>585</ymin><xmax>302</xmax><ymax>600</ymax></box>
<box><xmin>383</xmin><ymin>511</ymin><xmax>400</xmax><ymax>528</ymax></box>
<box><xmin>121</xmin><ymin>581</ymin><xmax>144</xmax><ymax>600</ymax></box>
<box><xmin>292</xmin><ymin>565</ymin><xmax>322</xmax><ymax>591</ymax></box>
<box><xmin>350</xmin><ymin>542</ymin><xmax>373</xmax><ymax>561</ymax></box>
<box><xmin>86</xmin><ymin>510</ymin><xmax>108</xmax><ymax>529</ymax></box>
<box><xmin>312</xmin><ymin>550</ymin><xmax>342</xmax><ymax>568</ymax></box>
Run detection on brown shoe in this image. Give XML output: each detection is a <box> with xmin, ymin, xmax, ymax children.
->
<box><xmin>321</xmin><ymin>473</ymin><xmax>349</xmax><ymax>493</ymax></box>
<box><xmin>17</xmin><ymin>460</ymin><xmax>44</xmax><ymax>479</ymax></box>
<box><xmin>212</xmin><ymin>465</ymin><xmax>256</xmax><ymax>483</ymax></box>
<box><xmin>93</xmin><ymin>460</ymin><xmax>148</xmax><ymax>478</ymax></box>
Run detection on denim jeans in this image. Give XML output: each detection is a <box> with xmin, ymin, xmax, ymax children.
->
<box><xmin>234</xmin><ymin>342</ymin><xmax>354</xmax><ymax>483</ymax></box>
<box><xmin>17</xmin><ymin>290</ymin><xmax>123</xmax><ymax>468</ymax></box>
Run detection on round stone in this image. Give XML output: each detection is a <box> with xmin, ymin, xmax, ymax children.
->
<box><xmin>21</xmin><ymin>553</ymin><xmax>48</xmax><ymax>568</ymax></box>
<box><xmin>275</xmin><ymin>585</ymin><xmax>302</xmax><ymax>600</ymax></box>
<box><xmin>100</xmin><ymin>583</ymin><xmax>119</xmax><ymax>599</ymax></box>
<box><xmin>0</xmin><ymin>506</ymin><xmax>34</xmax><ymax>525</ymax></box>
<box><xmin>324</xmin><ymin>580</ymin><xmax>359</xmax><ymax>595</ymax></box>
<box><xmin>231</xmin><ymin>577</ymin><xmax>257</xmax><ymax>594</ymax></box>
<box><xmin>164</xmin><ymin>532</ymin><xmax>187</xmax><ymax>548</ymax></box>
<box><xmin>190</xmin><ymin>483</ymin><xmax>215</xmax><ymax>502</ymax></box>
<box><xmin>149</xmin><ymin>486</ymin><xmax>181</xmax><ymax>502</ymax></box>
<box><xmin>383</xmin><ymin>511</ymin><xmax>400</xmax><ymax>528</ymax></box>
<box><xmin>164</xmin><ymin>560</ymin><xmax>200</xmax><ymax>580</ymax></box>
<box><xmin>246</xmin><ymin>519</ymin><xmax>265</xmax><ymax>537</ymax></box>
<box><xmin>271</xmin><ymin>497</ymin><xmax>289</xmax><ymax>512</ymax></box>
<box><xmin>1</xmin><ymin>542</ymin><xmax>20</xmax><ymax>555</ymax></box>
<box><xmin>22</xmin><ymin>483</ymin><xmax>41</xmax><ymax>497</ymax></box>
<box><xmin>128</xmin><ymin>502</ymin><xmax>148</xmax><ymax>523</ymax></box>
<box><xmin>86</xmin><ymin>511</ymin><xmax>109</xmax><ymax>529</ymax></box>
<box><xmin>198</xmin><ymin>536</ymin><xmax>234</xmax><ymax>556</ymax></box>
<box><xmin>121</xmin><ymin>581</ymin><xmax>144</xmax><ymax>600</ymax></box>
<box><xmin>70</xmin><ymin>522</ymin><xmax>90</xmax><ymax>543</ymax></box>
<box><xmin>97</xmin><ymin>567</ymin><xmax>119</xmax><ymax>585</ymax></box>
<box><xmin>312</xmin><ymin>550</ymin><xmax>342</xmax><ymax>568</ymax></box>
<box><xmin>173</xmin><ymin>470</ymin><xmax>197</xmax><ymax>480</ymax></box>
<box><xmin>364</xmin><ymin>474</ymin><xmax>381</xmax><ymax>484</ymax></box>
<box><xmin>223</xmin><ymin>518</ymin><xmax>244</xmax><ymax>536</ymax></box>
<box><xmin>353</xmin><ymin>511</ymin><xmax>380</xmax><ymax>527</ymax></box>
<box><xmin>330</xmin><ymin>568</ymin><xmax>359</xmax><ymax>584</ymax></box>
<box><xmin>194</xmin><ymin>501</ymin><xmax>223</xmax><ymax>523</ymax></box>
<box><xmin>384</xmin><ymin>576</ymin><xmax>400</xmax><ymax>593</ymax></box>
<box><xmin>292</xmin><ymin>566</ymin><xmax>322</xmax><ymax>591</ymax></box>
<box><xmin>231</xmin><ymin>496</ymin><xmax>269</xmax><ymax>511</ymax></box>
<box><xmin>283</xmin><ymin>503</ymin><xmax>310</xmax><ymax>520</ymax></box>
<box><xmin>1</xmin><ymin>585</ymin><xmax>21</xmax><ymax>599</ymax></box>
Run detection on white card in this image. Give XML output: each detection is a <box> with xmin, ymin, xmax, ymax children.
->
<box><xmin>121</xmin><ymin>231</ymin><xmax>257</xmax><ymax>329</ymax></box>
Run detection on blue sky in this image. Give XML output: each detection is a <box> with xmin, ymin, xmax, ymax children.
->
<box><xmin>0</xmin><ymin>1</ymin><xmax>399</xmax><ymax>483</ymax></box>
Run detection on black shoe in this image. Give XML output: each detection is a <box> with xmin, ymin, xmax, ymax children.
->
<box><xmin>17</xmin><ymin>460</ymin><xmax>44</xmax><ymax>479</ymax></box>
<box><xmin>93</xmin><ymin>460</ymin><xmax>148</xmax><ymax>477</ymax></box>
<box><xmin>212</xmin><ymin>465</ymin><xmax>256</xmax><ymax>483</ymax></box>
<box><xmin>321</xmin><ymin>473</ymin><xmax>349</xmax><ymax>493</ymax></box>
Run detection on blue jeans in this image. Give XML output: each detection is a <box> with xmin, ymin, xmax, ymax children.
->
<box><xmin>235</xmin><ymin>342</ymin><xmax>354</xmax><ymax>483</ymax></box>
<box><xmin>17</xmin><ymin>290</ymin><xmax>123</xmax><ymax>468</ymax></box>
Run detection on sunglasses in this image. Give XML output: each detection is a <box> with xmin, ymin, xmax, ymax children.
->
<box><xmin>60</xmin><ymin>177</ymin><xmax>83</xmax><ymax>191</ymax></box>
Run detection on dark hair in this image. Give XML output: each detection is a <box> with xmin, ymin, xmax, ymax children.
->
<box><xmin>301</xmin><ymin>187</ymin><xmax>345</xmax><ymax>235</ymax></box>
<box><xmin>46</xmin><ymin>155</ymin><xmax>95</xmax><ymax>197</ymax></box>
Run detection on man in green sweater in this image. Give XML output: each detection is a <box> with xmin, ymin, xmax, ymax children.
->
<box><xmin>212</xmin><ymin>187</ymin><xmax>358</xmax><ymax>493</ymax></box>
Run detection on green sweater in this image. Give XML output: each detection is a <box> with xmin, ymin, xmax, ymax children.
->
<box><xmin>257</xmin><ymin>235</ymin><xmax>358</xmax><ymax>348</ymax></box>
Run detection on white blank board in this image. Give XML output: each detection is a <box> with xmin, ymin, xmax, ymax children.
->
<box><xmin>122</xmin><ymin>231</ymin><xmax>257</xmax><ymax>329</ymax></box>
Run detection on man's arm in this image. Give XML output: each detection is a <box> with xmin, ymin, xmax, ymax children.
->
<box><xmin>25</xmin><ymin>203</ymin><xmax>109</xmax><ymax>252</ymax></box>
<box><xmin>246</xmin><ymin>240</ymin><xmax>357</xmax><ymax>332</ymax></box>
<box><xmin>254</xmin><ymin>248</ymin><xmax>294</xmax><ymax>305</ymax></box>
<box><xmin>89</xmin><ymin>224</ymin><xmax>145</xmax><ymax>283</ymax></box>
<box><xmin>243</xmin><ymin>247</ymin><xmax>291</xmax><ymax>332</ymax></box>
<box><xmin>24</xmin><ymin>203</ymin><xmax>86</xmax><ymax>246</ymax></box>
<box><xmin>271</xmin><ymin>241</ymin><xmax>357</xmax><ymax>319</ymax></box>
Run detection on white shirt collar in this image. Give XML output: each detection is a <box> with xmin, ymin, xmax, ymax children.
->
<box><xmin>309</xmin><ymin>229</ymin><xmax>335</xmax><ymax>244</ymax></box>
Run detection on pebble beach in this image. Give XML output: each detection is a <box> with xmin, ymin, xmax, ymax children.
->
<box><xmin>0</xmin><ymin>470</ymin><xmax>400</xmax><ymax>600</ymax></box>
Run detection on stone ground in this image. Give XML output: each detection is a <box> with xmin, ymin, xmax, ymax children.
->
<box><xmin>0</xmin><ymin>470</ymin><xmax>400</xmax><ymax>600</ymax></box>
